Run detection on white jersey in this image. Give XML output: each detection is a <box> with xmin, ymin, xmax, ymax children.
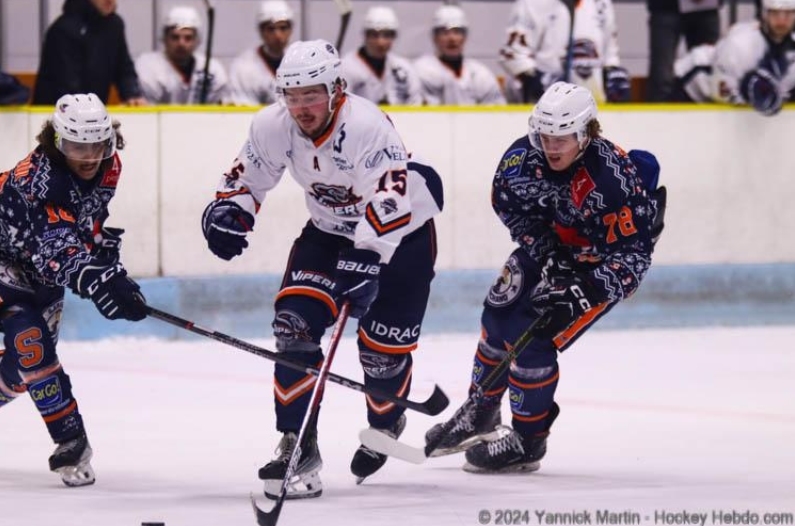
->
<box><xmin>135</xmin><ymin>51</ymin><xmax>228</xmax><ymax>104</ymax></box>
<box><xmin>676</xmin><ymin>22</ymin><xmax>795</xmax><ymax>103</ymax></box>
<box><xmin>214</xmin><ymin>93</ymin><xmax>443</xmax><ymax>263</ymax></box>
<box><xmin>568</xmin><ymin>0</ymin><xmax>622</xmax><ymax>102</ymax></box>
<box><xmin>227</xmin><ymin>47</ymin><xmax>280</xmax><ymax>106</ymax></box>
<box><xmin>413</xmin><ymin>55</ymin><xmax>506</xmax><ymax>105</ymax></box>
<box><xmin>500</xmin><ymin>0</ymin><xmax>570</xmax><ymax>79</ymax></box>
<box><xmin>342</xmin><ymin>51</ymin><xmax>424</xmax><ymax>105</ymax></box>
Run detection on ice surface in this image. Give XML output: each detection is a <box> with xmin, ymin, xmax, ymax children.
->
<box><xmin>2</xmin><ymin>326</ymin><xmax>794</xmax><ymax>526</ymax></box>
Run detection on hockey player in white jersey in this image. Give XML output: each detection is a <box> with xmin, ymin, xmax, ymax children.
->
<box><xmin>673</xmin><ymin>0</ymin><xmax>795</xmax><ymax>115</ymax></box>
<box><xmin>342</xmin><ymin>6</ymin><xmax>423</xmax><ymax>105</ymax></box>
<box><xmin>135</xmin><ymin>6</ymin><xmax>228</xmax><ymax>104</ymax></box>
<box><xmin>501</xmin><ymin>0</ymin><xmax>631</xmax><ymax>103</ymax></box>
<box><xmin>201</xmin><ymin>40</ymin><xmax>444</xmax><ymax>498</ymax></box>
<box><xmin>227</xmin><ymin>0</ymin><xmax>294</xmax><ymax>106</ymax></box>
<box><xmin>413</xmin><ymin>5</ymin><xmax>507</xmax><ymax>105</ymax></box>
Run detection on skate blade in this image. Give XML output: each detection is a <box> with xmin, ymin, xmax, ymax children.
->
<box><xmin>55</xmin><ymin>463</ymin><xmax>96</xmax><ymax>487</ymax></box>
<box><xmin>461</xmin><ymin>460</ymin><xmax>541</xmax><ymax>474</ymax></box>
<box><xmin>263</xmin><ymin>470</ymin><xmax>323</xmax><ymax>500</ymax></box>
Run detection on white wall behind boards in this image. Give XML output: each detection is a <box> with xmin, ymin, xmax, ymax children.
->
<box><xmin>1</xmin><ymin>106</ymin><xmax>793</xmax><ymax>278</ymax></box>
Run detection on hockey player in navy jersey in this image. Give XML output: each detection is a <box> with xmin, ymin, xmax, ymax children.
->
<box><xmin>201</xmin><ymin>40</ymin><xmax>444</xmax><ymax>497</ymax></box>
<box><xmin>425</xmin><ymin>81</ymin><xmax>665</xmax><ymax>473</ymax></box>
<box><xmin>0</xmin><ymin>93</ymin><xmax>147</xmax><ymax>486</ymax></box>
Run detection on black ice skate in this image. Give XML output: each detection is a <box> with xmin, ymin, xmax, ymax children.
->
<box><xmin>351</xmin><ymin>413</ymin><xmax>406</xmax><ymax>484</ymax></box>
<box><xmin>424</xmin><ymin>399</ymin><xmax>501</xmax><ymax>457</ymax></box>
<box><xmin>48</xmin><ymin>433</ymin><xmax>95</xmax><ymax>487</ymax></box>
<box><xmin>463</xmin><ymin>402</ymin><xmax>559</xmax><ymax>474</ymax></box>
<box><xmin>258</xmin><ymin>430</ymin><xmax>322</xmax><ymax>500</ymax></box>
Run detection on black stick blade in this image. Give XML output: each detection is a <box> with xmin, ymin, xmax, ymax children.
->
<box><xmin>251</xmin><ymin>494</ymin><xmax>283</xmax><ymax>526</ymax></box>
<box><xmin>421</xmin><ymin>385</ymin><xmax>449</xmax><ymax>416</ymax></box>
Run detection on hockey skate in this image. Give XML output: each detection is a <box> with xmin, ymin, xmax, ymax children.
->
<box><xmin>258</xmin><ymin>430</ymin><xmax>323</xmax><ymax>500</ymax></box>
<box><xmin>350</xmin><ymin>413</ymin><xmax>406</xmax><ymax>484</ymax></box>
<box><xmin>48</xmin><ymin>433</ymin><xmax>95</xmax><ymax>487</ymax></box>
<box><xmin>463</xmin><ymin>402</ymin><xmax>559</xmax><ymax>474</ymax></box>
<box><xmin>424</xmin><ymin>399</ymin><xmax>501</xmax><ymax>457</ymax></box>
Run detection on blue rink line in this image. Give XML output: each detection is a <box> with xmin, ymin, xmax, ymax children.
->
<box><xmin>58</xmin><ymin>263</ymin><xmax>795</xmax><ymax>341</ymax></box>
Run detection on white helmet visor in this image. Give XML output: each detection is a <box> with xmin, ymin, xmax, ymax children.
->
<box><xmin>57</xmin><ymin>135</ymin><xmax>116</xmax><ymax>162</ymax></box>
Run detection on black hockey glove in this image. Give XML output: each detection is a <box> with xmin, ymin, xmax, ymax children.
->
<box><xmin>334</xmin><ymin>248</ymin><xmax>381</xmax><ymax>318</ymax></box>
<box><xmin>74</xmin><ymin>263</ymin><xmax>147</xmax><ymax>321</ymax></box>
<box><xmin>531</xmin><ymin>273</ymin><xmax>604</xmax><ymax>340</ymax></box>
<box><xmin>603</xmin><ymin>66</ymin><xmax>631</xmax><ymax>102</ymax></box>
<box><xmin>201</xmin><ymin>201</ymin><xmax>255</xmax><ymax>261</ymax></box>
<box><xmin>92</xmin><ymin>226</ymin><xmax>124</xmax><ymax>264</ymax></box>
<box><xmin>740</xmin><ymin>69</ymin><xmax>783</xmax><ymax>116</ymax></box>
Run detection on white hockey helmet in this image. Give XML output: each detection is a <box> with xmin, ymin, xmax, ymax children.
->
<box><xmin>165</xmin><ymin>6</ymin><xmax>202</xmax><ymax>33</ymax></box>
<box><xmin>763</xmin><ymin>0</ymin><xmax>795</xmax><ymax>10</ymax></box>
<box><xmin>433</xmin><ymin>5</ymin><xmax>468</xmax><ymax>30</ymax></box>
<box><xmin>52</xmin><ymin>93</ymin><xmax>116</xmax><ymax>161</ymax></box>
<box><xmin>257</xmin><ymin>0</ymin><xmax>294</xmax><ymax>25</ymax></box>
<box><xmin>276</xmin><ymin>40</ymin><xmax>345</xmax><ymax>95</ymax></box>
<box><xmin>528</xmin><ymin>81</ymin><xmax>597</xmax><ymax>149</ymax></box>
<box><xmin>364</xmin><ymin>6</ymin><xmax>399</xmax><ymax>32</ymax></box>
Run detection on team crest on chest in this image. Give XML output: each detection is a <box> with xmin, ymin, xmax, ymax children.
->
<box><xmin>309</xmin><ymin>183</ymin><xmax>362</xmax><ymax>216</ymax></box>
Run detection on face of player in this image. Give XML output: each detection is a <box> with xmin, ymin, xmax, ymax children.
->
<box><xmin>433</xmin><ymin>28</ymin><xmax>467</xmax><ymax>59</ymax></box>
<box><xmin>765</xmin><ymin>9</ymin><xmax>795</xmax><ymax>42</ymax></box>
<box><xmin>90</xmin><ymin>0</ymin><xmax>117</xmax><ymax>17</ymax></box>
<box><xmin>284</xmin><ymin>85</ymin><xmax>335</xmax><ymax>139</ymax></box>
<box><xmin>260</xmin><ymin>21</ymin><xmax>293</xmax><ymax>57</ymax></box>
<box><xmin>165</xmin><ymin>28</ymin><xmax>199</xmax><ymax>66</ymax></box>
<box><xmin>364</xmin><ymin>30</ymin><xmax>397</xmax><ymax>60</ymax></box>
<box><xmin>63</xmin><ymin>144</ymin><xmax>107</xmax><ymax>180</ymax></box>
<box><xmin>539</xmin><ymin>133</ymin><xmax>581</xmax><ymax>172</ymax></box>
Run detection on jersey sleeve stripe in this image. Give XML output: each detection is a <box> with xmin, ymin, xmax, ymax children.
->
<box><xmin>365</xmin><ymin>203</ymin><xmax>412</xmax><ymax>236</ymax></box>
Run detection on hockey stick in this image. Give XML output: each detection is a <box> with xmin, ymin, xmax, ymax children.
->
<box><xmin>251</xmin><ymin>302</ymin><xmax>350</xmax><ymax>526</ymax></box>
<box><xmin>561</xmin><ymin>0</ymin><xmax>576</xmax><ymax>82</ymax></box>
<box><xmin>333</xmin><ymin>0</ymin><xmax>353</xmax><ymax>52</ymax></box>
<box><xmin>198</xmin><ymin>0</ymin><xmax>215</xmax><ymax>103</ymax></box>
<box><xmin>359</xmin><ymin>315</ymin><xmax>546</xmax><ymax>464</ymax></box>
<box><xmin>145</xmin><ymin>306</ymin><xmax>448</xmax><ymax>416</ymax></box>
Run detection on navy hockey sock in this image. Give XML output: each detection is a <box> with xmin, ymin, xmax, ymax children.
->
<box><xmin>509</xmin><ymin>362</ymin><xmax>559</xmax><ymax>436</ymax></box>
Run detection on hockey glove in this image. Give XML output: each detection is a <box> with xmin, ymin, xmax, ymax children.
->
<box><xmin>201</xmin><ymin>201</ymin><xmax>255</xmax><ymax>261</ymax></box>
<box><xmin>740</xmin><ymin>69</ymin><xmax>784</xmax><ymax>116</ymax></box>
<box><xmin>74</xmin><ymin>263</ymin><xmax>147</xmax><ymax>321</ymax></box>
<box><xmin>531</xmin><ymin>273</ymin><xmax>604</xmax><ymax>340</ymax></box>
<box><xmin>92</xmin><ymin>226</ymin><xmax>124</xmax><ymax>264</ymax></box>
<box><xmin>334</xmin><ymin>248</ymin><xmax>381</xmax><ymax>318</ymax></box>
<box><xmin>604</xmin><ymin>66</ymin><xmax>631</xmax><ymax>102</ymax></box>
<box><xmin>540</xmin><ymin>250</ymin><xmax>576</xmax><ymax>284</ymax></box>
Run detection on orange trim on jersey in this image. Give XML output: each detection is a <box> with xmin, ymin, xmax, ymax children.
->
<box><xmin>13</xmin><ymin>153</ymin><xmax>33</xmax><ymax>180</ymax></box>
<box><xmin>513</xmin><ymin>409</ymin><xmax>551</xmax><ymax>423</ymax></box>
<box><xmin>275</xmin><ymin>287</ymin><xmax>339</xmax><ymax>318</ymax></box>
<box><xmin>43</xmin><ymin>401</ymin><xmax>77</xmax><ymax>423</ymax></box>
<box><xmin>274</xmin><ymin>374</ymin><xmax>317</xmax><ymax>405</ymax></box>
<box><xmin>313</xmin><ymin>94</ymin><xmax>347</xmax><ymax>148</ymax></box>
<box><xmin>480</xmin><ymin>385</ymin><xmax>507</xmax><ymax>398</ymax></box>
<box><xmin>475</xmin><ymin>348</ymin><xmax>501</xmax><ymax>367</ymax></box>
<box><xmin>215</xmin><ymin>188</ymin><xmax>253</xmax><ymax>200</ymax></box>
<box><xmin>365</xmin><ymin>203</ymin><xmax>412</xmax><ymax>236</ymax></box>
<box><xmin>553</xmin><ymin>302</ymin><xmax>609</xmax><ymax>349</ymax></box>
<box><xmin>366</xmin><ymin>365</ymin><xmax>413</xmax><ymax>415</ymax></box>
<box><xmin>19</xmin><ymin>362</ymin><xmax>62</xmax><ymax>383</ymax></box>
<box><xmin>358</xmin><ymin>328</ymin><xmax>417</xmax><ymax>354</ymax></box>
<box><xmin>508</xmin><ymin>370</ymin><xmax>560</xmax><ymax>390</ymax></box>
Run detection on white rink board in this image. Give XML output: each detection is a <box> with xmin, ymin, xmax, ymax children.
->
<box><xmin>1</xmin><ymin>107</ymin><xmax>794</xmax><ymax>277</ymax></box>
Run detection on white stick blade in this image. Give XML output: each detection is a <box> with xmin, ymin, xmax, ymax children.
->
<box><xmin>358</xmin><ymin>428</ymin><xmax>427</xmax><ymax>465</ymax></box>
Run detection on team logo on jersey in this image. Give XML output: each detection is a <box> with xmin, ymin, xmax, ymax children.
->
<box><xmin>0</xmin><ymin>262</ymin><xmax>32</xmax><ymax>291</ymax></box>
<box><xmin>498</xmin><ymin>148</ymin><xmax>527</xmax><ymax>178</ymax></box>
<box><xmin>571</xmin><ymin>167</ymin><xmax>596</xmax><ymax>209</ymax></box>
<box><xmin>332</xmin><ymin>156</ymin><xmax>354</xmax><ymax>171</ymax></box>
<box><xmin>508</xmin><ymin>385</ymin><xmax>524</xmax><ymax>409</ymax></box>
<box><xmin>310</xmin><ymin>183</ymin><xmax>361</xmax><ymax>207</ymax></box>
<box><xmin>380</xmin><ymin>198</ymin><xmax>398</xmax><ymax>215</ymax></box>
<box><xmin>486</xmin><ymin>255</ymin><xmax>523</xmax><ymax>307</ymax></box>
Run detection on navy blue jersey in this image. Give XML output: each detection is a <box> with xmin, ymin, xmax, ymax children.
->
<box><xmin>491</xmin><ymin>135</ymin><xmax>655</xmax><ymax>303</ymax></box>
<box><xmin>0</xmin><ymin>148</ymin><xmax>122</xmax><ymax>291</ymax></box>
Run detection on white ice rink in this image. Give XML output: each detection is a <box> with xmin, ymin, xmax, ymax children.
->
<box><xmin>1</xmin><ymin>325</ymin><xmax>794</xmax><ymax>526</ymax></box>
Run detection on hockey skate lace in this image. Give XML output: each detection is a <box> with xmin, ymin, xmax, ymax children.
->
<box><xmin>451</xmin><ymin>406</ymin><xmax>477</xmax><ymax>433</ymax></box>
<box><xmin>275</xmin><ymin>435</ymin><xmax>297</xmax><ymax>462</ymax></box>
<box><xmin>486</xmin><ymin>427</ymin><xmax>524</xmax><ymax>457</ymax></box>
